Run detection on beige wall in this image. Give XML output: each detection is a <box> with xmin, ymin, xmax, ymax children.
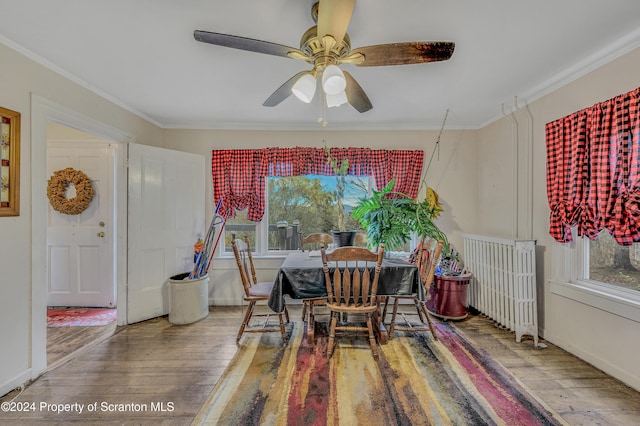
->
<box><xmin>477</xmin><ymin>46</ymin><xmax>640</xmax><ymax>389</ymax></box>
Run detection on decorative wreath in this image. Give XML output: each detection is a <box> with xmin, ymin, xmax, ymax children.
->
<box><xmin>47</xmin><ymin>167</ymin><xmax>95</xmax><ymax>215</ymax></box>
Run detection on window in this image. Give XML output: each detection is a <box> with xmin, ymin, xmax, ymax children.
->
<box><xmin>546</xmin><ymin>86</ymin><xmax>640</xmax><ymax>317</ymax></box>
<box><xmin>223</xmin><ymin>209</ymin><xmax>256</xmax><ymax>253</ymax></box>
<box><xmin>213</xmin><ymin>147</ymin><xmax>425</xmax><ymax>255</ymax></box>
<box><xmin>550</xmin><ymin>228</ymin><xmax>640</xmax><ymax>324</ymax></box>
<box><xmin>584</xmin><ymin>231</ymin><xmax>640</xmax><ymax>293</ymax></box>
<box><xmin>224</xmin><ymin>174</ymin><xmax>372</xmax><ymax>254</ymax></box>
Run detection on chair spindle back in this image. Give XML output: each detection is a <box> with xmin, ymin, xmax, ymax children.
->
<box><xmin>231</xmin><ymin>237</ymin><xmax>258</xmax><ymax>297</ymax></box>
<box><xmin>321</xmin><ymin>245</ymin><xmax>384</xmax><ymax>308</ymax></box>
<box><xmin>299</xmin><ymin>232</ymin><xmax>334</xmax><ymax>252</ymax></box>
<box><xmin>415</xmin><ymin>239</ymin><xmax>444</xmax><ymax>289</ymax></box>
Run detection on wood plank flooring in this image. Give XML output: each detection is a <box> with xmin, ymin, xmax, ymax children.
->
<box><xmin>47</xmin><ymin>321</ymin><xmax>119</xmax><ymax>369</ymax></box>
<box><xmin>455</xmin><ymin>313</ymin><xmax>640</xmax><ymax>425</ymax></box>
<box><xmin>2</xmin><ymin>305</ymin><xmax>639</xmax><ymax>425</ymax></box>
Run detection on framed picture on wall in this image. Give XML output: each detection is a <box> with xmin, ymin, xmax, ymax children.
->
<box><xmin>0</xmin><ymin>106</ymin><xmax>20</xmax><ymax>216</ymax></box>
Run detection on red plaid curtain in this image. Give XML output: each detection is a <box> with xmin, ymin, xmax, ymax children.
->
<box><xmin>546</xmin><ymin>86</ymin><xmax>640</xmax><ymax>245</ymax></box>
<box><xmin>212</xmin><ymin>147</ymin><xmax>424</xmax><ymax>220</ymax></box>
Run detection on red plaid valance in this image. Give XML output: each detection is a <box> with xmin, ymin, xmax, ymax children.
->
<box><xmin>546</xmin><ymin>86</ymin><xmax>640</xmax><ymax>245</ymax></box>
<box><xmin>212</xmin><ymin>147</ymin><xmax>424</xmax><ymax>221</ymax></box>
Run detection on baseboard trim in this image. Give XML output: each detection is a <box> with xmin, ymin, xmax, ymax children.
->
<box><xmin>544</xmin><ymin>330</ymin><xmax>640</xmax><ymax>392</ymax></box>
<box><xmin>0</xmin><ymin>369</ymin><xmax>32</xmax><ymax>399</ymax></box>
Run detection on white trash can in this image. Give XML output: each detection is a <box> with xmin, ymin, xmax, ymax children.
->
<box><xmin>168</xmin><ymin>272</ymin><xmax>210</xmax><ymax>325</ymax></box>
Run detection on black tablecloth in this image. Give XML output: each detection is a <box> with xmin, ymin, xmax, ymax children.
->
<box><xmin>268</xmin><ymin>252</ymin><xmax>423</xmax><ymax>313</ymax></box>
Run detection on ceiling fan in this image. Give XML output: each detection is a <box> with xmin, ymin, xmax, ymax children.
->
<box><xmin>194</xmin><ymin>0</ymin><xmax>455</xmax><ymax>113</ymax></box>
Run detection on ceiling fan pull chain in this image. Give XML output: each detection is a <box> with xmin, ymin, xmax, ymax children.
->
<box><xmin>317</xmin><ymin>86</ymin><xmax>328</xmax><ymax>127</ymax></box>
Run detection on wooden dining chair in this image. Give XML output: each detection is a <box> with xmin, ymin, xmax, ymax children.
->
<box><xmin>299</xmin><ymin>232</ymin><xmax>334</xmax><ymax>252</ymax></box>
<box><xmin>231</xmin><ymin>237</ymin><xmax>289</xmax><ymax>344</ymax></box>
<box><xmin>321</xmin><ymin>244</ymin><xmax>385</xmax><ymax>358</ymax></box>
<box><xmin>354</xmin><ymin>232</ymin><xmax>368</xmax><ymax>247</ymax></box>
<box><xmin>383</xmin><ymin>239</ymin><xmax>443</xmax><ymax>340</ymax></box>
<box><xmin>354</xmin><ymin>232</ymin><xmax>367</xmax><ymax>243</ymax></box>
<box><xmin>298</xmin><ymin>232</ymin><xmax>334</xmax><ymax>330</ymax></box>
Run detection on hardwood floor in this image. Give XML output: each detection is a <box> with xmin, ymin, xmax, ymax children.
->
<box><xmin>2</xmin><ymin>305</ymin><xmax>639</xmax><ymax>425</ymax></box>
<box><xmin>455</xmin><ymin>313</ymin><xmax>640</xmax><ymax>425</ymax></box>
<box><xmin>47</xmin><ymin>321</ymin><xmax>119</xmax><ymax>370</ymax></box>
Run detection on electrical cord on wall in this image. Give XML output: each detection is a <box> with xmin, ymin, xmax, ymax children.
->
<box><xmin>420</xmin><ymin>108</ymin><xmax>449</xmax><ymax>192</ymax></box>
<box><xmin>2</xmin><ymin>384</ymin><xmax>26</xmax><ymax>403</ymax></box>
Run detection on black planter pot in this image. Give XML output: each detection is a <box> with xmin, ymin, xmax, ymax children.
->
<box><xmin>332</xmin><ymin>230</ymin><xmax>357</xmax><ymax>247</ymax></box>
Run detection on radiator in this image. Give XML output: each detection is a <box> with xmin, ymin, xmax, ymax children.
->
<box><xmin>463</xmin><ymin>234</ymin><xmax>538</xmax><ymax>346</ymax></box>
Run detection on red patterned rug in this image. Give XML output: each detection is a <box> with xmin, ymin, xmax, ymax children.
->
<box><xmin>47</xmin><ymin>307</ymin><xmax>117</xmax><ymax>327</ymax></box>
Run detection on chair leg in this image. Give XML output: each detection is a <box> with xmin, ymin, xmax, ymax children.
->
<box><xmin>237</xmin><ymin>301</ymin><xmax>256</xmax><ymax>343</ymax></box>
<box><xmin>283</xmin><ymin>302</ymin><xmax>290</xmax><ymax>323</ymax></box>
<box><xmin>388</xmin><ymin>297</ymin><xmax>401</xmax><ymax>339</ymax></box>
<box><xmin>301</xmin><ymin>301</ymin><xmax>307</xmax><ymax>321</ymax></box>
<box><xmin>420</xmin><ymin>301</ymin><xmax>438</xmax><ymax>341</ymax></box>
<box><xmin>366</xmin><ymin>313</ymin><xmax>378</xmax><ymax>359</ymax></box>
<box><xmin>381</xmin><ymin>296</ymin><xmax>390</xmax><ymax>323</ymax></box>
<box><xmin>414</xmin><ymin>297</ymin><xmax>426</xmax><ymax>323</ymax></box>
<box><xmin>328</xmin><ymin>313</ymin><xmax>338</xmax><ymax>357</ymax></box>
<box><xmin>278</xmin><ymin>312</ymin><xmax>287</xmax><ymax>343</ymax></box>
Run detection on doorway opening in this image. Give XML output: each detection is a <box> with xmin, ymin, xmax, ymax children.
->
<box><xmin>32</xmin><ymin>95</ymin><xmax>133</xmax><ymax>379</ymax></box>
<box><xmin>45</xmin><ymin>122</ymin><xmax>119</xmax><ymax>368</ymax></box>
<box><xmin>32</xmin><ymin>95</ymin><xmax>204</xmax><ymax>378</ymax></box>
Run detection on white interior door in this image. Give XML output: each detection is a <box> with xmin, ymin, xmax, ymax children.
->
<box><xmin>47</xmin><ymin>142</ymin><xmax>115</xmax><ymax>307</ymax></box>
<box><xmin>127</xmin><ymin>144</ymin><xmax>205</xmax><ymax>324</ymax></box>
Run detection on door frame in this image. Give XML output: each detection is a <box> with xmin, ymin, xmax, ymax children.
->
<box><xmin>31</xmin><ymin>95</ymin><xmax>134</xmax><ymax>377</ymax></box>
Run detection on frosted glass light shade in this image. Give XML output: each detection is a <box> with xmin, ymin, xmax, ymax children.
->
<box><xmin>291</xmin><ymin>73</ymin><xmax>316</xmax><ymax>103</ymax></box>
<box><xmin>322</xmin><ymin>65</ymin><xmax>346</xmax><ymax>95</ymax></box>
<box><xmin>326</xmin><ymin>90</ymin><xmax>348</xmax><ymax>108</ymax></box>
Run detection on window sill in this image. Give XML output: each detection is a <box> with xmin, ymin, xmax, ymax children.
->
<box><xmin>550</xmin><ymin>280</ymin><xmax>640</xmax><ymax>323</ymax></box>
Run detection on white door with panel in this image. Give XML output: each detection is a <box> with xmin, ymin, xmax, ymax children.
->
<box><xmin>47</xmin><ymin>143</ymin><xmax>115</xmax><ymax>307</ymax></box>
<box><xmin>127</xmin><ymin>144</ymin><xmax>205</xmax><ymax>324</ymax></box>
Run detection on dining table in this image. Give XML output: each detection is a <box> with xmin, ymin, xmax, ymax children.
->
<box><xmin>268</xmin><ymin>251</ymin><xmax>424</xmax><ymax>344</ymax></box>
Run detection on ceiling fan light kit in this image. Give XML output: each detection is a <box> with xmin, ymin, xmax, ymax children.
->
<box><xmin>292</xmin><ymin>73</ymin><xmax>317</xmax><ymax>103</ymax></box>
<box><xmin>321</xmin><ymin>64</ymin><xmax>347</xmax><ymax>95</ymax></box>
<box><xmin>194</xmin><ymin>0</ymin><xmax>455</xmax><ymax>119</ymax></box>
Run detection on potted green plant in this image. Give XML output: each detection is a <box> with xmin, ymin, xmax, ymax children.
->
<box><xmin>351</xmin><ymin>179</ymin><xmax>448</xmax><ymax>251</ymax></box>
<box><xmin>325</xmin><ymin>144</ymin><xmax>357</xmax><ymax>246</ymax></box>
<box><xmin>351</xmin><ymin>180</ymin><xmax>412</xmax><ymax>250</ymax></box>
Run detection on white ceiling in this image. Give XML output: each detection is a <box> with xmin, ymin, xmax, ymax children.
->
<box><xmin>2</xmin><ymin>0</ymin><xmax>640</xmax><ymax>130</ymax></box>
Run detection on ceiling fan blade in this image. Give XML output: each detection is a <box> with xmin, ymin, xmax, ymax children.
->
<box><xmin>194</xmin><ymin>30</ymin><xmax>307</xmax><ymax>59</ymax></box>
<box><xmin>317</xmin><ymin>0</ymin><xmax>355</xmax><ymax>45</ymax></box>
<box><xmin>343</xmin><ymin>71</ymin><xmax>372</xmax><ymax>113</ymax></box>
<box><xmin>263</xmin><ymin>71</ymin><xmax>308</xmax><ymax>107</ymax></box>
<box><xmin>352</xmin><ymin>41</ymin><xmax>455</xmax><ymax>67</ymax></box>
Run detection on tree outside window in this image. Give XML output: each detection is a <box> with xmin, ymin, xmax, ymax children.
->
<box><xmin>224</xmin><ymin>174</ymin><xmax>370</xmax><ymax>253</ymax></box>
<box><xmin>588</xmin><ymin>231</ymin><xmax>640</xmax><ymax>293</ymax></box>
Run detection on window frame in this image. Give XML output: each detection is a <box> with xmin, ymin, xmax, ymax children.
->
<box><xmin>550</xmin><ymin>228</ymin><xmax>640</xmax><ymax>323</ymax></box>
